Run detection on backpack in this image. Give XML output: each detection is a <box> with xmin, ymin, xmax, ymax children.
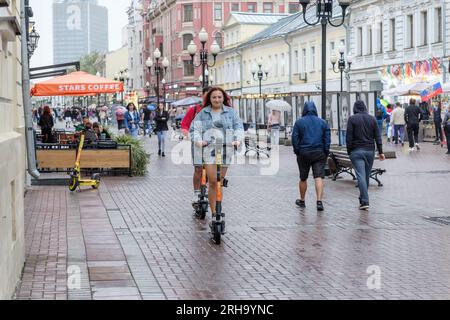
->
<box><xmin>375</xmin><ymin>107</ymin><xmax>383</xmax><ymax>120</ymax></box>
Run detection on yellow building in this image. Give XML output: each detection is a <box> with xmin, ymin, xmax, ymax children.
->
<box><xmin>213</xmin><ymin>9</ymin><xmax>347</xmax><ymax>128</ymax></box>
<box><xmin>0</xmin><ymin>0</ymin><xmax>26</xmax><ymax>299</ymax></box>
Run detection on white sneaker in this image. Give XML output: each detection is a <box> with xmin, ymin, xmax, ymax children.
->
<box><xmin>409</xmin><ymin>148</ymin><xmax>415</xmax><ymax>152</ymax></box>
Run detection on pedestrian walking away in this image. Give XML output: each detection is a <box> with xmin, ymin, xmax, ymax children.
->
<box><xmin>38</xmin><ymin>105</ymin><xmax>54</xmax><ymax>143</ymax></box>
<box><xmin>375</xmin><ymin>101</ymin><xmax>387</xmax><ymax>136</ymax></box>
<box><xmin>390</xmin><ymin>102</ymin><xmax>406</xmax><ymax>146</ymax></box>
<box><xmin>267</xmin><ymin>110</ymin><xmax>281</xmax><ymax>146</ymax></box>
<box><xmin>292</xmin><ymin>101</ymin><xmax>331</xmax><ymax>212</ymax></box>
<box><xmin>432</xmin><ymin>100</ymin><xmax>443</xmax><ymax>145</ymax></box>
<box><xmin>155</xmin><ymin>103</ymin><xmax>169</xmax><ymax>157</ymax></box>
<box><xmin>346</xmin><ymin>100</ymin><xmax>385</xmax><ymax>211</ymax></box>
<box><xmin>404</xmin><ymin>98</ymin><xmax>422</xmax><ymax>151</ymax></box>
<box><xmin>443</xmin><ymin>105</ymin><xmax>450</xmax><ymax>154</ymax></box>
<box><xmin>181</xmin><ymin>87</ymin><xmax>210</xmax><ymax>204</ymax></box>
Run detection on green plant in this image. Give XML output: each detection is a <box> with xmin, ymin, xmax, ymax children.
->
<box><xmin>114</xmin><ymin>135</ymin><xmax>150</xmax><ymax>176</ymax></box>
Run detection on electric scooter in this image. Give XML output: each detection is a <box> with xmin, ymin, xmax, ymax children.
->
<box><xmin>68</xmin><ymin>133</ymin><xmax>101</xmax><ymax>191</ymax></box>
<box><xmin>193</xmin><ymin>163</ymin><xmax>209</xmax><ymax>220</ymax></box>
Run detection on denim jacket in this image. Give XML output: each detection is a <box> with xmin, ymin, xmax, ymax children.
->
<box><xmin>124</xmin><ymin>110</ymin><xmax>140</xmax><ymax>130</ymax></box>
<box><xmin>190</xmin><ymin>105</ymin><xmax>244</xmax><ymax>144</ymax></box>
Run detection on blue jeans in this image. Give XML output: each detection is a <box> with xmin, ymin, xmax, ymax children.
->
<box><xmin>144</xmin><ymin>120</ymin><xmax>152</xmax><ymax>136</ymax></box>
<box><xmin>376</xmin><ymin>119</ymin><xmax>383</xmax><ymax>136</ymax></box>
<box><xmin>349</xmin><ymin>149</ymin><xmax>375</xmax><ymax>204</ymax></box>
<box><xmin>156</xmin><ymin>130</ymin><xmax>167</xmax><ymax>152</ymax></box>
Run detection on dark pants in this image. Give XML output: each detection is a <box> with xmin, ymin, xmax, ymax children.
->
<box><xmin>393</xmin><ymin>124</ymin><xmax>405</xmax><ymax>144</ymax></box>
<box><xmin>445</xmin><ymin>124</ymin><xmax>450</xmax><ymax>151</ymax></box>
<box><xmin>349</xmin><ymin>149</ymin><xmax>375</xmax><ymax>204</ymax></box>
<box><xmin>407</xmin><ymin>123</ymin><xmax>419</xmax><ymax>148</ymax></box>
<box><xmin>42</xmin><ymin>128</ymin><xmax>53</xmax><ymax>143</ymax></box>
<box><xmin>435</xmin><ymin>121</ymin><xmax>443</xmax><ymax>141</ymax></box>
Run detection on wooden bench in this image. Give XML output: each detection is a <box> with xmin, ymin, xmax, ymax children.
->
<box><xmin>36</xmin><ymin>143</ymin><xmax>132</xmax><ymax>176</ymax></box>
<box><xmin>328</xmin><ymin>148</ymin><xmax>396</xmax><ymax>187</ymax></box>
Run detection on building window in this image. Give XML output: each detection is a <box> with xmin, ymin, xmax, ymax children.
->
<box><xmin>310</xmin><ymin>46</ymin><xmax>315</xmax><ymax>71</ymax></box>
<box><xmin>140</xmin><ymin>53</ymin><xmax>143</xmax><ymax>65</ymax></box>
<box><xmin>183</xmin><ymin>34</ymin><xmax>193</xmax><ymax>50</ymax></box>
<box><xmin>377</xmin><ymin>22</ymin><xmax>383</xmax><ymax>53</ymax></box>
<box><xmin>289</xmin><ymin>3</ymin><xmax>300</xmax><ymax>14</ymax></box>
<box><xmin>390</xmin><ymin>18</ymin><xmax>396</xmax><ymax>51</ymax></box>
<box><xmin>131</xmin><ymin>57</ymin><xmax>134</xmax><ymax>69</ymax></box>
<box><xmin>231</xmin><ymin>3</ymin><xmax>239</xmax><ymax>12</ymax></box>
<box><xmin>406</xmin><ymin>14</ymin><xmax>414</xmax><ymax>48</ymax></box>
<box><xmin>139</xmin><ymin>31</ymin><xmax>142</xmax><ymax>43</ymax></box>
<box><xmin>183</xmin><ymin>4</ymin><xmax>193</xmax><ymax>22</ymax></box>
<box><xmin>435</xmin><ymin>7</ymin><xmax>442</xmax><ymax>43</ymax></box>
<box><xmin>294</xmin><ymin>50</ymin><xmax>298</xmax><ymax>74</ymax></box>
<box><xmin>367</xmin><ymin>26</ymin><xmax>372</xmax><ymax>54</ymax></box>
<box><xmin>281</xmin><ymin>53</ymin><xmax>285</xmax><ymax>76</ymax></box>
<box><xmin>263</xmin><ymin>3</ymin><xmax>273</xmax><ymax>13</ymax></box>
<box><xmin>420</xmin><ymin>11</ymin><xmax>428</xmax><ymax>45</ymax></box>
<box><xmin>184</xmin><ymin>60</ymin><xmax>194</xmax><ymax>76</ymax></box>
<box><xmin>274</xmin><ymin>54</ymin><xmax>278</xmax><ymax>76</ymax></box>
<box><xmin>302</xmin><ymin>48</ymin><xmax>307</xmax><ymax>72</ymax></box>
<box><xmin>330</xmin><ymin>41</ymin><xmax>335</xmax><ymax>56</ymax></box>
<box><xmin>247</xmin><ymin>3</ymin><xmax>256</xmax><ymax>13</ymax></box>
<box><xmin>214</xmin><ymin>3</ymin><xmax>222</xmax><ymax>21</ymax></box>
<box><xmin>215</xmin><ymin>32</ymin><xmax>223</xmax><ymax>48</ymax></box>
<box><xmin>357</xmin><ymin>27</ymin><xmax>362</xmax><ymax>56</ymax></box>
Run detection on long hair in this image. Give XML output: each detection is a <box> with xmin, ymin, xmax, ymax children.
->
<box><xmin>43</xmin><ymin>105</ymin><xmax>51</xmax><ymax>115</ymax></box>
<box><xmin>126</xmin><ymin>102</ymin><xmax>136</xmax><ymax>111</ymax></box>
<box><xmin>203</xmin><ymin>87</ymin><xmax>231</xmax><ymax>108</ymax></box>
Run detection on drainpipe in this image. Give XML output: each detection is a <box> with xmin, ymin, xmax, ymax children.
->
<box><xmin>283</xmin><ymin>34</ymin><xmax>294</xmax><ymax>125</ymax></box>
<box><xmin>442</xmin><ymin>0</ymin><xmax>447</xmax><ymax>83</ymax></box>
<box><xmin>21</xmin><ymin>0</ymin><xmax>40</xmax><ymax>179</ymax></box>
<box><xmin>344</xmin><ymin>7</ymin><xmax>352</xmax><ymax>92</ymax></box>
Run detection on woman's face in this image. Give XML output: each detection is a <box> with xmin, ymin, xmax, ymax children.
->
<box><xmin>129</xmin><ymin>104</ymin><xmax>135</xmax><ymax>111</ymax></box>
<box><xmin>159</xmin><ymin>104</ymin><xmax>164</xmax><ymax>111</ymax></box>
<box><xmin>210</xmin><ymin>90</ymin><xmax>224</xmax><ymax>109</ymax></box>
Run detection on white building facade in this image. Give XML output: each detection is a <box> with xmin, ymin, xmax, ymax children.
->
<box><xmin>0</xmin><ymin>0</ymin><xmax>26</xmax><ymax>299</ymax></box>
<box><xmin>127</xmin><ymin>0</ymin><xmax>145</xmax><ymax>96</ymax></box>
<box><xmin>349</xmin><ymin>0</ymin><xmax>450</xmax><ymax>96</ymax></box>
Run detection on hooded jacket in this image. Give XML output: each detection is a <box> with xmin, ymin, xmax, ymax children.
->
<box><xmin>346</xmin><ymin>101</ymin><xmax>383</xmax><ymax>155</ymax></box>
<box><xmin>292</xmin><ymin>101</ymin><xmax>331</xmax><ymax>155</ymax></box>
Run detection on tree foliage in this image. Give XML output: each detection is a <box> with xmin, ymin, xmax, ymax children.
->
<box><xmin>79</xmin><ymin>51</ymin><xmax>104</xmax><ymax>75</ymax></box>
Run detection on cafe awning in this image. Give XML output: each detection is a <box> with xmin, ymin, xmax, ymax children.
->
<box><xmin>30</xmin><ymin>71</ymin><xmax>124</xmax><ymax>96</ymax></box>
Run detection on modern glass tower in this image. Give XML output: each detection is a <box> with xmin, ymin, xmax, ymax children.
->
<box><xmin>53</xmin><ymin>0</ymin><xmax>108</xmax><ymax>64</ymax></box>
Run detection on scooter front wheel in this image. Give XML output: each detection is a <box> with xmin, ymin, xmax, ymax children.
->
<box><xmin>213</xmin><ymin>223</ymin><xmax>221</xmax><ymax>244</ymax></box>
<box><xmin>69</xmin><ymin>177</ymin><xmax>79</xmax><ymax>191</ymax></box>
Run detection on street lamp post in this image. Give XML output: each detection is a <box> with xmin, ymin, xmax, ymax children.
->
<box><xmin>28</xmin><ymin>25</ymin><xmax>40</xmax><ymax>58</ymax></box>
<box><xmin>146</xmin><ymin>48</ymin><xmax>169</xmax><ymax>107</ymax></box>
<box><xmin>251</xmin><ymin>57</ymin><xmax>270</xmax><ymax>159</ymax></box>
<box><xmin>161</xmin><ymin>78</ymin><xmax>166</xmax><ymax>107</ymax></box>
<box><xmin>145</xmin><ymin>81</ymin><xmax>151</xmax><ymax>97</ymax></box>
<box><xmin>331</xmin><ymin>45</ymin><xmax>352</xmax><ymax>146</ymax></box>
<box><xmin>299</xmin><ymin>0</ymin><xmax>351</xmax><ymax>120</ymax></box>
<box><xmin>114</xmin><ymin>68</ymin><xmax>128</xmax><ymax>103</ymax></box>
<box><xmin>187</xmin><ymin>27</ymin><xmax>221</xmax><ymax>90</ymax></box>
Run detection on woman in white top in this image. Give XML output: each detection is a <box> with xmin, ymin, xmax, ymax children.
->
<box><xmin>267</xmin><ymin>110</ymin><xmax>281</xmax><ymax>146</ymax></box>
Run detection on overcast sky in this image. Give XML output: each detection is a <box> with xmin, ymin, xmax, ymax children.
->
<box><xmin>30</xmin><ymin>0</ymin><xmax>130</xmax><ymax>68</ymax></box>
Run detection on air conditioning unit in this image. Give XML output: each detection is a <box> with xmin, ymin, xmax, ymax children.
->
<box><xmin>299</xmin><ymin>72</ymin><xmax>307</xmax><ymax>81</ymax></box>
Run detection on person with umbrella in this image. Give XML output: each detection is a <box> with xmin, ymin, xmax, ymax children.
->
<box><xmin>267</xmin><ymin>109</ymin><xmax>281</xmax><ymax>146</ymax></box>
<box><xmin>141</xmin><ymin>104</ymin><xmax>156</xmax><ymax>138</ymax></box>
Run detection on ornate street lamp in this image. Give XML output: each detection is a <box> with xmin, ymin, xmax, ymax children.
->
<box><xmin>28</xmin><ymin>25</ymin><xmax>40</xmax><ymax>57</ymax></box>
<box><xmin>250</xmin><ymin>57</ymin><xmax>270</xmax><ymax>159</ymax></box>
<box><xmin>187</xmin><ymin>27</ymin><xmax>221</xmax><ymax>89</ymax></box>
<box><xmin>298</xmin><ymin>0</ymin><xmax>351</xmax><ymax>120</ymax></box>
<box><xmin>146</xmin><ymin>48</ymin><xmax>169</xmax><ymax>107</ymax></box>
<box><xmin>331</xmin><ymin>44</ymin><xmax>353</xmax><ymax>146</ymax></box>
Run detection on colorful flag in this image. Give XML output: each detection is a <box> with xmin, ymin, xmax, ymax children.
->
<box><xmin>420</xmin><ymin>82</ymin><xmax>443</xmax><ymax>101</ymax></box>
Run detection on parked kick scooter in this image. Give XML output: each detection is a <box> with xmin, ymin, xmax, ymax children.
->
<box><xmin>68</xmin><ymin>133</ymin><xmax>101</xmax><ymax>191</ymax></box>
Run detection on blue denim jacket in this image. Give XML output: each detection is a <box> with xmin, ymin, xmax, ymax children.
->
<box><xmin>124</xmin><ymin>110</ymin><xmax>140</xmax><ymax>131</ymax></box>
<box><xmin>190</xmin><ymin>105</ymin><xmax>244</xmax><ymax>144</ymax></box>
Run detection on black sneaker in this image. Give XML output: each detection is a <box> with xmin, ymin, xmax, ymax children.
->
<box><xmin>162</xmin><ymin>152</ymin><xmax>166</xmax><ymax>157</ymax></box>
<box><xmin>295</xmin><ymin>199</ymin><xmax>306</xmax><ymax>208</ymax></box>
<box><xmin>158</xmin><ymin>149</ymin><xmax>161</xmax><ymax>156</ymax></box>
<box><xmin>316</xmin><ymin>201</ymin><xmax>324</xmax><ymax>211</ymax></box>
<box><xmin>359</xmin><ymin>203</ymin><xmax>370</xmax><ymax>210</ymax></box>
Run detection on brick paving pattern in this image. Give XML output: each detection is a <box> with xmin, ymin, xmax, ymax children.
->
<box><xmin>15</xmin><ymin>132</ymin><xmax>450</xmax><ymax>300</ymax></box>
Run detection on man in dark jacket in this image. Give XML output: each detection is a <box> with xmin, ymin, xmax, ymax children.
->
<box><xmin>292</xmin><ymin>101</ymin><xmax>331</xmax><ymax>211</ymax></box>
<box><xmin>346</xmin><ymin>101</ymin><xmax>385</xmax><ymax>210</ymax></box>
<box><xmin>432</xmin><ymin>100</ymin><xmax>443</xmax><ymax>144</ymax></box>
<box><xmin>404</xmin><ymin>98</ymin><xmax>422</xmax><ymax>151</ymax></box>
